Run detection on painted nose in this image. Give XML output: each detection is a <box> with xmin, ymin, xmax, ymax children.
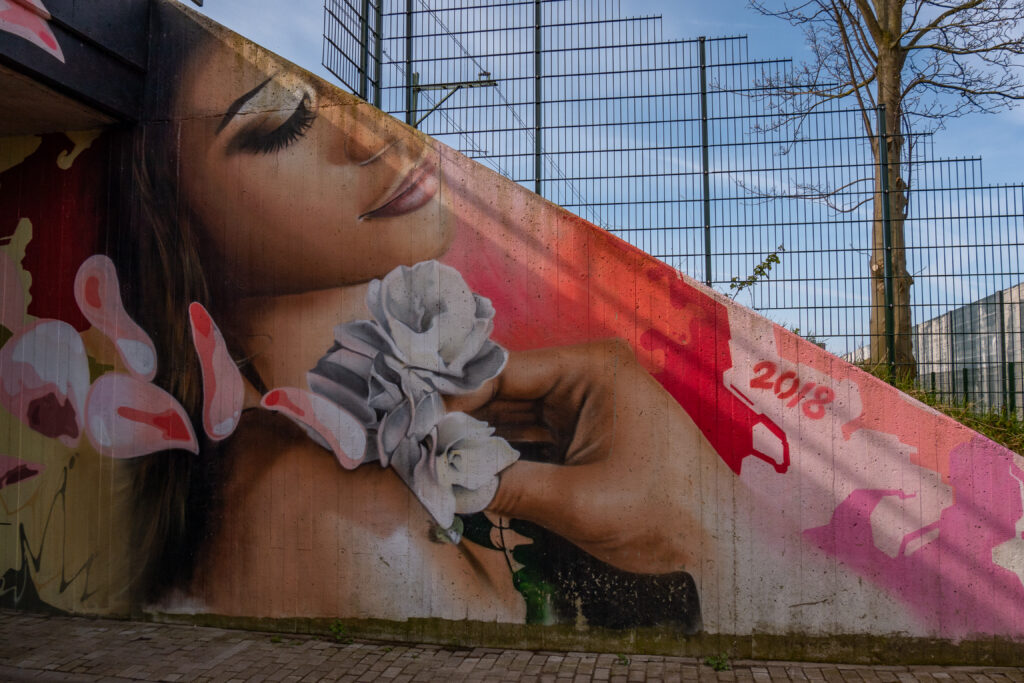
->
<box><xmin>344</xmin><ymin>105</ymin><xmax>399</xmax><ymax>164</ymax></box>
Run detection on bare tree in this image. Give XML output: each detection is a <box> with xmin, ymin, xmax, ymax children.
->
<box><xmin>751</xmin><ymin>0</ymin><xmax>1024</xmax><ymax>378</ymax></box>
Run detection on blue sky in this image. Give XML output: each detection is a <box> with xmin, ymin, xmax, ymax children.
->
<box><xmin>190</xmin><ymin>0</ymin><xmax>1024</xmax><ymax>186</ymax></box>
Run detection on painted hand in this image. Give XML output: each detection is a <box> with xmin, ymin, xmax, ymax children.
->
<box><xmin>447</xmin><ymin>339</ymin><xmax>720</xmax><ymax>575</ymax></box>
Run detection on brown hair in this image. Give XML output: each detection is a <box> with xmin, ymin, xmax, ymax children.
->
<box><xmin>113</xmin><ymin>3</ymin><xmax>239</xmax><ymax>606</ymax></box>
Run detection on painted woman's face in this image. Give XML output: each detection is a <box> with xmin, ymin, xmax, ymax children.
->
<box><xmin>177</xmin><ymin>41</ymin><xmax>455</xmax><ymax>296</ymax></box>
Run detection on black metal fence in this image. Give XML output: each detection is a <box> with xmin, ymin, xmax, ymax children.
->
<box><xmin>323</xmin><ymin>0</ymin><xmax>1024</xmax><ymax>417</ymax></box>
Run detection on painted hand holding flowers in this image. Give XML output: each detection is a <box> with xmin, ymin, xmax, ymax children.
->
<box><xmin>305</xmin><ymin>260</ymin><xmax>518</xmax><ymax>532</ymax></box>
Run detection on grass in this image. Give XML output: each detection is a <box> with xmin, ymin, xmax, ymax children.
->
<box><xmin>906</xmin><ymin>386</ymin><xmax>1024</xmax><ymax>454</ymax></box>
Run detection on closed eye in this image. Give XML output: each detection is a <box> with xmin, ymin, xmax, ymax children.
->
<box><xmin>228</xmin><ymin>93</ymin><xmax>317</xmax><ymax>155</ymax></box>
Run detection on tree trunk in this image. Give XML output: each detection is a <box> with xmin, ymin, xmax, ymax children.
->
<box><xmin>868</xmin><ymin>40</ymin><xmax>916</xmax><ymax>379</ymax></box>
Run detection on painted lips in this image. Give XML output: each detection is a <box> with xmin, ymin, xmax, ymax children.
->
<box><xmin>360</xmin><ymin>154</ymin><xmax>439</xmax><ymax>220</ymax></box>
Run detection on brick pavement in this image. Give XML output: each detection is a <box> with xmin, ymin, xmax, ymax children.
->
<box><xmin>1</xmin><ymin>610</ymin><xmax>1023</xmax><ymax>683</ymax></box>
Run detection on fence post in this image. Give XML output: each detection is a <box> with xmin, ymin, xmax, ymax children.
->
<box><xmin>699</xmin><ymin>36</ymin><xmax>712</xmax><ymax>287</ymax></box>
<box><xmin>533</xmin><ymin>0</ymin><xmax>543</xmax><ymax>197</ymax></box>
<box><xmin>358</xmin><ymin>0</ymin><xmax>370</xmax><ymax>100</ymax></box>
<box><xmin>1010</xmin><ymin>362</ymin><xmax>1018</xmax><ymax>416</ymax></box>
<box><xmin>998</xmin><ymin>289</ymin><xmax>1009</xmax><ymax>414</ymax></box>
<box><xmin>404</xmin><ymin>0</ymin><xmax>414</xmax><ymax>125</ymax></box>
<box><xmin>876</xmin><ymin>105</ymin><xmax>897</xmax><ymax>378</ymax></box>
<box><xmin>373</xmin><ymin>0</ymin><xmax>382</xmax><ymax>108</ymax></box>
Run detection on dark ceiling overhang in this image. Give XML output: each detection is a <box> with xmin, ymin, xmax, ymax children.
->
<box><xmin>0</xmin><ymin>0</ymin><xmax>149</xmax><ymax>135</ymax></box>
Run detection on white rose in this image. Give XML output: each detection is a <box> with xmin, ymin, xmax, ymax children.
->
<box><xmin>390</xmin><ymin>412</ymin><xmax>519</xmax><ymax>529</ymax></box>
<box><xmin>366</xmin><ymin>260</ymin><xmax>507</xmax><ymax>394</ymax></box>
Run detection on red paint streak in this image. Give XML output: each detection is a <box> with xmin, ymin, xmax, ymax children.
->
<box><xmin>190</xmin><ymin>303</ymin><xmax>221</xmax><ymax>436</ymax></box>
<box><xmin>639</xmin><ymin>271</ymin><xmax>788</xmax><ymax>475</ymax></box>
<box><xmin>190</xmin><ymin>303</ymin><xmax>212</xmax><ymax>338</ymax></box>
<box><xmin>264</xmin><ymin>390</ymin><xmax>305</xmax><ymax>417</ymax></box>
<box><xmin>36</xmin><ymin>27</ymin><xmax>56</xmax><ymax>50</ymax></box>
<box><xmin>116</xmin><ymin>405</ymin><xmax>191</xmax><ymax>442</ymax></box>
<box><xmin>84</xmin><ymin>275</ymin><xmax>102</xmax><ymax>309</ymax></box>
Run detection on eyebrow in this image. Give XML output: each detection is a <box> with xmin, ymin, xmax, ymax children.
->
<box><xmin>216</xmin><ymin>76</ymin><xmax>274</xmax><ymax>134</ymax></box>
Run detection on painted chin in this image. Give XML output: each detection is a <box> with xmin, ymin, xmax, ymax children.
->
<box><xmin>360</xmin><ymin>156</ymin><xmax>439</xmax><ymax>220</ymax></box>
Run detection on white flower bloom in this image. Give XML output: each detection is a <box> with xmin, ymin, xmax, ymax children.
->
<box><xmin>305</xmin><ymin>261</ymin><xmax>519</xmax><ymax>528</ymax></box>
<box><xmin>366</xmin><ymin>260</ymin><xmax>507</xmax><ymax>395</ymax></box>
<box><xmin>390</xmin><ymin>412</ymin><xmax>519</xmax><ymax>529</ymax></box>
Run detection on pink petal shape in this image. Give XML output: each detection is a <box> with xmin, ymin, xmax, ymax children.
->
<box><xmin>261</xmin><ymin>387</ymin><xmax>367</xmax><ymax>469</ymax></box>
<box><xmin>188</xmin><ymin>303</ymin><xmax>244</xmax><ymax>441</ymax></box>
<box><xmin>0</xmin><ymin>453</ymin><xmax>45</xmax><ymax>489</ymax></box>
<box><xmin>73</xmin><ymin>255</ymin><xmax>157</xmax><ymax>381</ymax></box>
<box><xmin>0</xmin><ymin>0</ymin><xmax>64</xmax><ymax>62</ymax></box>
<box><xmin>0</xmin><ymin>250</ymin><xmax>26</xmax><ymax>333</ymax></box>
<box><xmin>85</xmin><ymin>373</ymin><xmax>198</xmax><ymax>458</ymax></box>
<box><xmin>0</xmin><ymin>319</ymin><xmax>89</xmax><ymax>447</ymax></box>
<box><xmin>11</xmin><ymin>0</ymin><xmax>51</xmax><ymax>19</ymax></box>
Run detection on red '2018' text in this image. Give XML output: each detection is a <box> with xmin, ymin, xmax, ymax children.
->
<box><xmin>749</xmin><ymin>361</ymin><xmax>835</xmax><ymax>419</ymax></box>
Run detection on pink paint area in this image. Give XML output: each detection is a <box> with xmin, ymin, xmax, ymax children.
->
<box><xmin>85</xmin><ymin>373</ymin><xmax>198</xmax><ymax>457</ymax></box>
<box><xmin>0</xmin><ymin>319</ymin><xmax>88</xmax><ymax>447</ymax></box>
<box><xmin>805</xmin><ymin>437</ymin><xmax>1024</xmax><ymax>638</ymax></box>
<box><xmin>771</xmin><ymin>325</ymin><xmax>969</xmax><ymax>482</ymax></box>
<box><xmin>0</xmin><ymin>250</ymin><xmax>26</xmax><ymax>333</ymax></box>
<box><xmin>189</xmin><ymin>302</ymin><xmax>244</xmax><ymax>441</ymax></box>
<box><xmin>0</xmin><ymin>453</ymin><xmax>44</xmax><ymax>489</ymax></box>
<box><xmin>0</xmin><ymin>0</ymin><xmax>64</xmax><ymax>62</ymax></box>
<box><xmin>261</xmin><ymin>387</ymin><xmax>367</xmax><ymax>470</ymax></box>
<box><xmin>73</xmin><ymin>255</ymin><xmax>157</xmax><ymax>382</ymax></box>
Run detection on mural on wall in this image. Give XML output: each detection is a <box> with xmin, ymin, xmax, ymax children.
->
<box><xmin>2</xmin><ymin>1</ymin><xmax>1024</xmax><ymax>640</ymax></box>
<box><xmin>0</xmin><ymin>0</ymin><xmax>64</xmax><ymax>63</ymax></box>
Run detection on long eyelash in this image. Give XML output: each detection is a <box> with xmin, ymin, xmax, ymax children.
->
<box><xmin>233</xmin><ymin>95</ymin><xmax>317</xmax><ymax>155</ymax></box>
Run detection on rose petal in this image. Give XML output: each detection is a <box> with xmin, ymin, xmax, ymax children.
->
<box><xmin>261</xmin><ymin>387</ymin><xmax>367</xmax><ymax>470</ymax></box>
<box><xmin>377</xmin><ymin>398</ymin><xmax>412</xmax><ymax>462</ymax></box>
<box><xmin>333</xmin><ymin>319</ymin><xmax>388</xmax><ymax>359</ymax></box>
<box><xmin>307</xmin><ymin>371</ymin><xmax>377</xmax><ymax>428</ymax></box>
<box><xmin>453</xmin><ymin>478</ymin><xmax>500</xmax><ymax>515</ymax></box>
<box><xmin>408</xmin><ymin>390</ymin><xmax>444</xmax><ymax>442</ymax></box>
<box><xmin>188</xmin><ymin>303</ymin><xmax>244</xmax><ymax>441</ymax></box>
<box><xmin>408</xmin><ymin>444</ymin><xmax>457</xmax><ymax>529</ymax></box>
<box><xmin>428</xmin><ymin>342</ymin><xmax>508</xmax><ymax>395</ymax></box>
<box><xmin>367</xmin><ymin>353</ymin><xmax>405</xmax><ymax>413</ymax></box>
<box><xmin>436</xmin><ymin>413</ymin><xmax>518</xmax><ymax>492</ymax></box>
<box><xmin>442</xmin><ymin>307</ymin><xmax>495</xmax><ymax>376</ymax></box>
<box><xmin>85</xmin><ymin>373</ymin><xmax>198</xmax><ymax>457</ymax></box>
<box><xmin>74</xmin><ymin>255</ymin><xmax>157</xmax><ymax>381</ymax></box>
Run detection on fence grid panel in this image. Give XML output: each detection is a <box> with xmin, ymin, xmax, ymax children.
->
<box><xmin>324</xmin><ymin>0</ymin><xmax>1024</xmax><ymax>416</ymax></box>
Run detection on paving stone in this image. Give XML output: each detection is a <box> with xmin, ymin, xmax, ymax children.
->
<box><xmin>3</xmin><ymin>611</ymin><xmax>1024</xmax><ymax>682</ymax></box>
